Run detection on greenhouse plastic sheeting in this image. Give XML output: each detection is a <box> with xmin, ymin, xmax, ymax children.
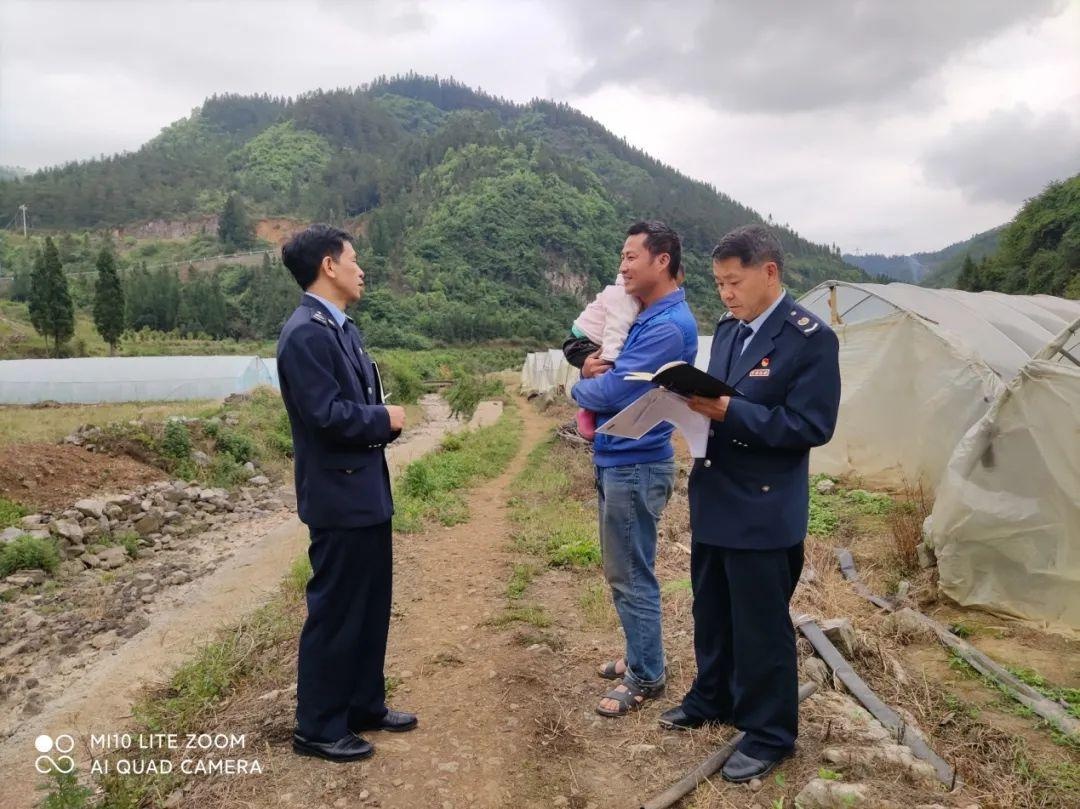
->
<box><xmin>799</xmin><ymin>282</ymin><xmax>1080</xmax><ymax>381</ymax></box>
<box><xmin>929</xmin><ymin>357</ymin><xmax>1080</xmax><ymax>629</ymax></box>
<box><xmin>0</xmin><ymin>356</ymin><xmax>276</xmax><ymax>404</ymax></box>
<box><xmin>809</xmin><ymin>312</ymin><xmax>1003</xmax><ymax>488</ymax></box>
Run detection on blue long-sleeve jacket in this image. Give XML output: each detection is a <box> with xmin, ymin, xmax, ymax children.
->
<box><xmin>572</xmin><ymin>288</ymin><xmax>699</xmax><ymax>467</ymax></box>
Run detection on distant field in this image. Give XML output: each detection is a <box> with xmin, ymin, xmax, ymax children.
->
<box><xmin>0</xmin><ymin>400</ymin><xmax>216</xmax><ymax>447</ymax></box>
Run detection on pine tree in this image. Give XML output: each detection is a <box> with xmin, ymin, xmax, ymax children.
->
<box><xmin>28</xmin><ymin>237</ymin><xmax>75</xmax><ymax>356</ymax></box>
<box><xmin>93</xmin><ymin>247</ymin><xmax>125</xmax><ymax>354</ymax></box>
<box><xmin>218</xmin><ymin>193</ymin><xmax>256</xmax><ymax>250</ymax></box>
<box><xmin>957</xmin><ymin>254</ymin><xmax>979</xmax><ymax>291</ymax></box>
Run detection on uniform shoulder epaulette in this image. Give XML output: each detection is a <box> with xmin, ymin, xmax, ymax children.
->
<box><xmin>716</xmin><ymin>311</ymin><xmax>736</xmax><ymax>327</ymax></box>
<box><xmin>310</xmin><ymin>310</ymin><xmax>331</xmax><ymax>327</ymax></box>
<box><xmin>785</xmin><ymin>305</ymin><xmax>824</xmax><ymax>337</ymax></box>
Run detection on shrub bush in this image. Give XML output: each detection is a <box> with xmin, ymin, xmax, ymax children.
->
<box><xmin>160</xmin><ymin>420</ymin><xmax>192</xmax><ymax>462</ymax></box>
<box><xmin>0</xmin><ymin>534</ymin><xmax>60</xmax><ymax>578</ymax></box>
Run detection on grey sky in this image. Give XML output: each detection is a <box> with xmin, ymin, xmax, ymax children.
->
<box><xmin>1</xmin><ymin>0</ymin><xmax>1077</xmax><ymax>254</ymax></box>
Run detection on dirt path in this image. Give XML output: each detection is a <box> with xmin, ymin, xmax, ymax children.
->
<box><xmin>0</xmin><ymin>395</ymin><xmax>499</xmax><ymax>809</ymax></box>
<box><xmin>202</xmin><ymin>399</ymin><xmax>559</xmax><ymax>809</ymax></box>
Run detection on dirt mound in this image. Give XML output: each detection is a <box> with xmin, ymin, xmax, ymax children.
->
<box><xmin>0</xmin><ymin>443</ymin><xmax>166</xmax><ymax>512</ymax></box>
<box><xmin>256</xmin><ymin>218</ymin><xmax>307</xmax><ymax>247</ymax></box>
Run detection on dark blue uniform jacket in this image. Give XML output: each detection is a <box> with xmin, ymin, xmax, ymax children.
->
<box><xmin>276</xmin><ymin>295</ymin><xmax>396</xmax><ymax>529</ymax></box>
<box><xmin>689</xmin><ymin>293</ymin><xmax>841</xmax><ymax>549</ymax></box>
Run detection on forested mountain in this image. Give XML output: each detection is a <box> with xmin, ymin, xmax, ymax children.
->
<box><xmin>0</xmin><ymin>74</ymin><xmax>864</xmax><ymax>344</ymax></box>
<box><xmin>956</xmin><ymin>174</ymin><xmax>1080</xmax><ymax>298</ymax></box>
<box><xmin>843</xmin><ymin>227</ymin><xmax>1002</xmax><ymax>286</ymax></box>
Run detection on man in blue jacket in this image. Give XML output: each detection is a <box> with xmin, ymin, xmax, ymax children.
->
<box><xmin>277</xmin><ymin>224</ymin><xmax>417</xmax><ymax>763</ymax></box>
<box><xmin>572</xmin><ymin>221</ymin><xmax>699</xmax><ymax>717</ymax></box>
<box><xmin>658</xmin><ymin>225</ymin><xmax>841</xmax><ymax>783</ymax></box>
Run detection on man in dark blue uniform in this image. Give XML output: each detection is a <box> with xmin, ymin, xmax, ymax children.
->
<box><xmin>658</xmin><ymin>225</ymin><xmax>841</xmax><ymax>782</ymax></box>
<box><xmin>277</xmin><ymin>224</ymin><xmax>416</xmax><ymax>763</ymax></box>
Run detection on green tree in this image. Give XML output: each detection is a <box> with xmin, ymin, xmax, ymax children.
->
<box><xmin>92</xmin><ymin>247</ymin><xmax>125</xmax><ymax>353</ymax></box>
<box><xmin>218</xmin><ymin>193</ymin><xmax>256</xmax><ymax>250</ymax></box>
<box><xmin>245</xmin><ymin>252</ymin><xmax>299</xmax><ymax>338</ymax></box>
<box><xmin>957</xmin><ymin>254</ymin><xmax>979</xmax><ymax>291</ymax></box>
<box><xmin>178</xmin><ymin>269</ymin><xmax>229</xmax><ymax>337</ymax></box>
<box><xmin>124</xmin><ymin>264</ymin><xmax>180</xmax><ymax>332</ymax></box>
<box><xmin>10</xmin><ymin>261</ymin><xmax>32</xmax><ymax>302</ymax></box>
<box><xmin>28</xmin><ymin>237</ymin><xmax>75</xmax><ymax>356</ymax></box>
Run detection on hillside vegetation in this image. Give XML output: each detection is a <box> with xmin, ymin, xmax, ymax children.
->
<box><xmin>1</xmin><ymin>74</ymin><xmax>865</xmax><ymax>349</ymax></box>
<box><xmin>956</xmin><ymin>175</ymin><xmax>1080</xmax><ymax>298</ymax></box>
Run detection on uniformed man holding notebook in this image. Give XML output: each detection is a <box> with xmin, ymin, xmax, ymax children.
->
<box><xmin>658</xmin><ymin>225</ymin><xmax>841</xmax><ymax>783</ymax></box>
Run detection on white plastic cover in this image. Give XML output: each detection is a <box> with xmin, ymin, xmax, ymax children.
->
<box><xmin>799</xmin><ymin>282</ymin><xmax>1080</xmax><ymax>381</ymax></box>
<box><xmin>0</xmin><ymin>356</ymin><xmax>275</xmax><ymax>404</ymax></box>
<box><xmin>929</xmin><ymin>355</ymin><xmax>1080</xmax><ymax>629</ymax></box>
<box><xmin>809</xmin><ymin>312</ymin><xmax>1003</xmax><ymax>488</ymax></box>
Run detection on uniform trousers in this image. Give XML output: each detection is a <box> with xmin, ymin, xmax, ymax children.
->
<box><xmin>295</xmin><ymin>521</ymin><xmax>392</xmax><ymax>742</ymax></box>
<box><xmin>681</xmin><ymin>541</ymin><xmax>804</xmax><ymax>759</ymax></box>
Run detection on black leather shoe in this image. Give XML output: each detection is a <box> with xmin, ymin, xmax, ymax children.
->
<box><xmin>721</xmin><ymin>749</ymin><xmax>785</xmax><ymax>783</ymax></box>
<box><xmin>350</xmin><ymin>709</ymin><xmax>418</xmax><ymax>733</ymax></box>
<box><xmin>658</xmin><ymin>705</ymin><xmax>721</xmax><ymax>731</ymax></box>
<box><xmin>292</xmin><ymin>732</ymin><xmax>373</xmax><ymax>762</ymax></box>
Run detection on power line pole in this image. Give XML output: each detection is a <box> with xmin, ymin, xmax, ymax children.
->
<box><xmin>18</xmin><ymin>204</ymin><xmax>28</xmax><ymax>237</ymax></box>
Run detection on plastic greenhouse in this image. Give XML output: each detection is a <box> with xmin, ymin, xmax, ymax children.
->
<box><xmin>797</xmin><ymin>282</ymin><xmax>1080</xmax><ymax>489</ymax></box>
<box><xmin>798</xmin><ymin>282</ymin><xmax>1080</xmax><ymax>628</ymax></box>
<box><xmin>928</xmin><ymin>315</ymin><xmax>1080</xmax><ymax>627</ymax></box>
<box><xmin>0</xmin><ymin>356</ymin><xmax>277</xmax><ymax>404</ymax></box>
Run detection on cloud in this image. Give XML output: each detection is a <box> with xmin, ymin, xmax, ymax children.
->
<box><xmin>0</xmin><ymin>0</ymin><xmax>572</xmax><ymax>169</ymax></box>
<box><xmin>922</xmin><ymin>105</ymin><xmax>1080</xmax><ymax>203</ymax></box>
<box><xmin>0</xmin><ymin>0</ymin><xmax>1077</xmax><ymax>253</ymax></box>
<box><xmin>561</xmin><ymin>0</ymin><xmax>1064</xmax><ymax>114</ymax></box>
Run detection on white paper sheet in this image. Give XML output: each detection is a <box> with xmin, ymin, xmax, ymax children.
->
<box><xmin>595</xmin><ymin>387</ymin><xmax>711</xmax><ymax>457</ymax></box>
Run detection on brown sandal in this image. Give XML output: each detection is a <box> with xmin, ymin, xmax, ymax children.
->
<box><xmin>596</xmin><ymin>680</ymin><xmax>659</xmax><ymax>717</ymax></box>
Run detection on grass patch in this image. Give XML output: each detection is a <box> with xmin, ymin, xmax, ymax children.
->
<box><xmin>1008</xmin><ymin>666</ymin><xmax>1080</xmax><ymax>721</ymax></box>
<box><xmin>0</xmin><ymin>533</ymin><xmax>60</xmax><ymax>577</ymax></box>
<box><xmin>101</xmin><ymin>530</ymin><xmax>142</xmax><ymax>559</ymax></box>
<box><xmin>0</xmin><ymin>400</ymin><xmax>213</xmax><ymax>448</ymax></box>
<box><xmin>579</xmin><ymin>580</ymin><xmax>616</xmax><ymax>628</ymax></box>
<box><xmin>511</xmin><ymin>629</ymin><xmax>565</xmax><ymax>650</ymax></box>
<box><xmin>0</xmin><ymin>496</ymin><xmax>28</xmax><ymax>528</ymax></box>
<box><xmin>488</xmin><ymin>605</ymin><xmax>552</xmax><ymax>629</ymax></box>
<box><xmin>844</xmin><ymin>488</ymin><xmax>893</xmax><ymax>515</ymax></box>
<box><xmin>133</xmin><ymin>598</ymin><xmax>297</xmax><ymax>733</ymax></box>
<box><xmin>508</xmin><ymin>436</ymin><xmax>599</xmax><ymax>568</ymax></box>
<box><xmin>393</xmin><ymin>404</ymin><xmax>521</xmax><ymax>533</ymax></box>
<box><xmin>807</xmin><ymin>485</ymin><xmax>840</xmax><ymax>536</ymax></box>
<box><xmin>286</xmin><ymin>555</ymin><xmax>313</xmax><ymax>597</ymax></box>
<box><xmin>661</xmin><ymin>577</ymin><xmax>692</xmax><ymax>596</ymax></box>
<box><xmin>949</xmin><ymin>652</ymin><xmax>1080</xmax><ymax>749</ymax></box>
<box><xmin>507</xmin><ymin>562</ymin><xmax>539</xmax><ymax>600</ymax></box>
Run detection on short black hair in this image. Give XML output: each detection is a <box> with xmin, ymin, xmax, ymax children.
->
<box><xmin>711</xmin><ymin>224</ymin><xmax>784</xmax><ymax>277</ymax></box>
<box><xmin>281</xmin><ymin>224</ymin><xmax>353</xmax><ymax>290</ymax></box>
<box><xmin>626</xmin><ymin>220</ymin><xmax>681</xmax><ymax>278</ymax></box>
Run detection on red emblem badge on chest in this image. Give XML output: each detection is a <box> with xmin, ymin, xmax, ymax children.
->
<box><xmin>761</xmin><ymin>357</ymin><xmax>770</xmax><ymax>367</ymax></box>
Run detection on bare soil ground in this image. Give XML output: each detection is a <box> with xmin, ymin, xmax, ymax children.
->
<box><xmin>0</xmin><ymin>443</ymin><xmax>166</xmax><ymax>512</ymax></box>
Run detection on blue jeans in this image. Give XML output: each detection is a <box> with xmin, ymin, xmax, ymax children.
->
<box><xmin>595</xmin><ymin>459</ymin><xmax>676</xmax><ymax>690</ymax></box>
